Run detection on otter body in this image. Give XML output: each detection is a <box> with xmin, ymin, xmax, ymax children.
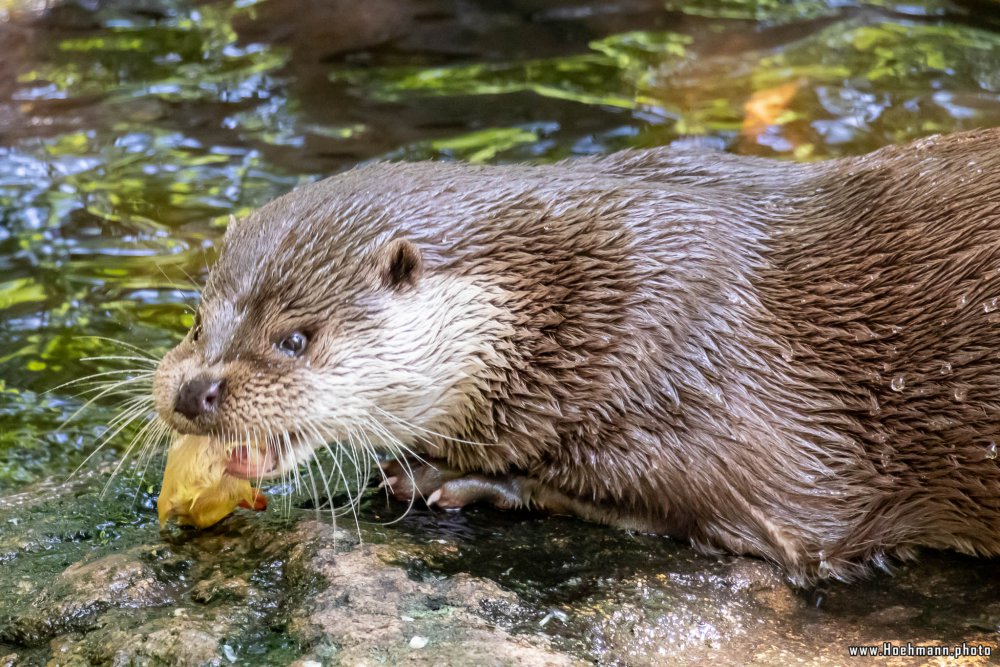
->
<box><xmin>154</xmin><ymin>129</ymin><xmax>1000</xmax><ymax>583</ymax></box>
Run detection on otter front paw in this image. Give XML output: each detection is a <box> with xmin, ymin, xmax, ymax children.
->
<box><xmin>379</xmin><ymin>459</ymin><xmax>527</xmax><ymax>511</ymax></box>
<box><xmin>379</xmin><ymin>458</ymin><xmax>456</xmax><ymax>504</ymax></box>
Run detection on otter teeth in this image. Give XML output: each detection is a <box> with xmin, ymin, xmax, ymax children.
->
<box><xmin>224</xmin><ymin>440</ymin><xmax>276</xmax><ymax>479</ymax></box>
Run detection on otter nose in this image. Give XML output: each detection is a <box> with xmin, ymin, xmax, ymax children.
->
<box><xmin>174</xmin><ymin>376</ymin><xmax>225</xmax><ymax>421</ymax></box>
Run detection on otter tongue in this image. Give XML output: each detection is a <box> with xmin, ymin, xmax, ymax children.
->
<box><xmin>225</xmin><ymin>443</ymin><xmax>275</xmax><ymax>479</ymax></box>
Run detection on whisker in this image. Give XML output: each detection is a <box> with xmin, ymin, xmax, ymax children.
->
<box><xmin>171</xmin><ymin>256</ymin><xmax>204</xmax><ymax>293</ymax></box>
<box><xmin>337</xmin><ymin>420</ymin><xmax>378</xmax><ymax>502</ymax></box>
<box><xmin>67</xmin><ymin>400</ymin><xmax>154</xmax><ymax>481</ymax></box>
<box><xmin>311</xmin><ymin>424</ymin><xmax>364</xmax><ymax>534</ymax></box>
<box><xmin>101</xmin><ymin>397</ymin><xmax>155</xmax><ymax>432</ymax></box>
<box><xmin>280</xmin><ymin>430</ymin><xmax>304</xmax><ymax>513</ymax></box>
<box><xmin>73</xmin><ymin>335</ymin><xmax>161</xmax><ymax>360</ymax></box>
<box><xmin>365</xmin><ymin>416</ymin><xmax>433</xmax><ymax>469</ymax></box>
<box><xmin>294</xmin><ymin>419</ymin><xmax>362</xmax><ymax>532</ymax></box>
<box><xmin>132</xmin><ymin>420</ymin><xmax>171</xmax><ymax>506</ymax></box>
<box><xmin>252</xmin><ymin>425</ymin><xmax>266</xmax><ymax>494</ymax></box>
<box><xmin>59</xmin><ymin>382</ymin><xmax>153</xmax><ymax>407</ymax></box>
<box><xmin>60</xmin><ymin>382</ymin><xmax>153</xmax><ymax>404</ymax></box>
<box><xmin>301</xmin><ymin>449</ymin><xmax>324</xmax><ymax>521</ymax></box>
<box><xmin>80</xmin><ymin>355</ymin><xmax>160</xmax><ymax>366</ymax></box>
<box><xmin>102</xmin><ymin>413</ymin><xmax>160</xmax><ymax>496</ymax></box>
<box><xmin>281</xmin><ymin>444</ymin><xmax>293</xmax><ymax>517</ymax></box>
<box><xmin>45</xmin><ymin>369</ymin><xmax>154</xmax><ymax>395</ymax></box>
<box><xmin>154</xmin><ymin>261</ymin><xmax>199</xmax><ymax>313</ymax></box>
<box><xmin>301</xmin><ymin>423</ymin><xmax>338</xmax><ymax>508</ymax></box>
<box><xmin>358</xmin><ymin>417</ymin><xmax>423</xmax><ymax>523</ymax></box>
<box><xmin>55</xmin><ymin>375</ymin><xmax>156</xmax><ymax>434</ymax></box>
<box><xmin>337</xmin><ymin>426</ymin><xmax>370</xmax><ymax>511</ymax></box>
<box><xmin>374</xmin><ymin>406</ymin><xmax>493</xmax><ymax>448</ymax></box>
<box><xmin>136</xmin><ymin>418</ymin><xmax>171</xmax><ymax>472</ymax></box>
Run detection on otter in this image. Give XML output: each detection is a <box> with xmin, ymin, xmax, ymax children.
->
<box><xmin>153</xmin><ymin>128</ymin><xmax>1000</xmax><ymax>584</ymax></box>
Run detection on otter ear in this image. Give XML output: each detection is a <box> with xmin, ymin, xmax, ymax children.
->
<box><xmin>378</xmin><ymin>238</ymin><xmax>422</xmax><ymax>290</ymax></box>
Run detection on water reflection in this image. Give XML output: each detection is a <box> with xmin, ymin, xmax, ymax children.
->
<box><xmin>0</xmin><ymin>0</ymin><xmax>998</xmax><ymax>492</ymax></box>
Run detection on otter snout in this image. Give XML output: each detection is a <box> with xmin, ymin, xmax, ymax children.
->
<box><xmin>174</xmin><ymin>375</ymin><xmax>226</xmax><ymax>421</ymax></box>
<box><xmin>154</xmin><ymin>340</ymin><xmax>227</xmax><ymax>432</ymax></box>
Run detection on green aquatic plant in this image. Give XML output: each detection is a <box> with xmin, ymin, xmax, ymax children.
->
<box><xmin>3</xmin><ymin>0</ymin><xmax>1000</xmax><ymax>499</ymax></box>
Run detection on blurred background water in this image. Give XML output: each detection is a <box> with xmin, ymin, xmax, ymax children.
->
<box><xmin>1</xmin><ymin>0</ymin><xmax>999</xmax><ymax>492</ymax></box>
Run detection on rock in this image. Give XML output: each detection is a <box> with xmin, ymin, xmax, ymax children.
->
<box><xmin>48</xmin><ymin>617</ymin><xmax>226</xmax><ymax>667</ymax></box>
<box><xmin>3</xmin><ymin>475</ymin><xmax>999</xmax><ymax>666</ymax></box>
<box><xmin>3</xmin><ymin>550</ymin><xmax>173</xmax><ymax>644</ymax></box>
<box><xmin>285</xmin><ymin>521</ymin><xmax>581</xmax><ymax>666</ymax></box>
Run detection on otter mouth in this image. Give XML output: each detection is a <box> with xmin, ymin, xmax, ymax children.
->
<box><xmin>225</xmin><ymin>444</ymin><xmax>278</xmax><ymax>479</ymax></box>
<box><xmin>220</xmin><ymin>430</ymin><xmax>314</xmax><ymax>479</ymax></box>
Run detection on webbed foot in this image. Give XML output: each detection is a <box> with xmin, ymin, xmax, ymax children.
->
<box><xmin>378</xmin><ymin>458</ymin><xmax>641</xmax><ymax>531</ymax></box>
<box><xmin>379</xmin><ymin>458</ymin><xmax>527</xmax><ymax>510</ymax></box>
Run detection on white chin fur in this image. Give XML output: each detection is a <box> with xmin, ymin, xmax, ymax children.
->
<box><xmin>306</xmin><ymin>274</ymin><xmax>511</xmax><ymax>449</ymax></box>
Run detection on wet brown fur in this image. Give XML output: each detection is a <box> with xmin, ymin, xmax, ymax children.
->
<box><xmin>155</xmin><ymin>128</ymin><xmax>1000</xmax><ymax>584</ymax></box>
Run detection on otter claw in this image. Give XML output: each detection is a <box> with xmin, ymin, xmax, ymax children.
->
<box><xmin>378</xmin><ymin>459</ymin><xmax>527</xmax><ymax>511</ymax></box>
<box><xmin>427</xmin><ymin>487</ymin><xmax>461</xmax><ymax>510</ymax></box>
<box><xmin>425</xmin><ymin>486</ymin><xmax>474</xmax><ymax>510</ymax></box>
<box><xmin>379</xmin><ymin>458</ymin><xmax>450</xmax><ymax>503</ymax></box>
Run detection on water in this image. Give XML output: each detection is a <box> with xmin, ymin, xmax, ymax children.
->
<box><xmin>1</xmin><ymin>1</ymin><xmax>999</xmax><ymax>663</ymax></box>
<box><xmin>3</xmin><ymin>0</ymin><xmax>1000</xmax><ymax>492</ymax></box>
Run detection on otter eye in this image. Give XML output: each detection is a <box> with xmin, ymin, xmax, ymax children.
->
<box><xmin>277</xmin><ymin>331</ymin><xmax>308</xmax><ymax>357</ymax></box>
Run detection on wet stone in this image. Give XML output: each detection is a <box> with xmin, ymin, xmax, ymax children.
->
<box><xmin>48</xmin><ymin>616</ymin><xmax>226</xmax><ymax>667</ymax></box>
<box><xmin>284</xmin><ymin>521</ymin><xmax>580</xmax><ymax>666</ymax></box>
<box><xmin>3</xmin><ymin>550</ymin><xmax>174</xmax><ymax>645</ymax></box>
<box><xmin>2</xmin><ymin>469</ymin><xmax>1000</xmax><ymax>665</ymax></box>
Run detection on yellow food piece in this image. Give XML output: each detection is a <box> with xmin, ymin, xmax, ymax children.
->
<box><xmin>157</xmin><ymin>434</ymin><xmax>263</xmax><ymax>529</ymax></box>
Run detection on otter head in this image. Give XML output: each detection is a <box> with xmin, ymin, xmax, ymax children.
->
<box><xmin>153</xmin><ymin>168</ymin><xmax>511</xmax><ymax>479</ymax></box>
